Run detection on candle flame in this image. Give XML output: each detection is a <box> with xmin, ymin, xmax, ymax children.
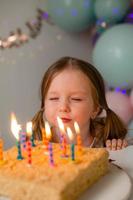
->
<box><xmin>11</xmin><ymin>113</ymin><xmax>21</xmax><ymax>140</ymax></box>
<box><xmin>67</xmin><ymin>127</ymin><xmax>74</xmax><ymax>141</ymax></box>
<box><xmin>74</xmin><ymin>121</ymin><xmax>80</xmax><ymax>134</ymax></box>
<box><xmin>26</xmin><ymin>121</ymin><xmax>32</xmax><ymax>137</ymax></box>
<box><xmin>45</xmin><ymin>121</ymin><xmax>52</xmax><ymax>139</ymax></box>
<box><xmin>57</xmin><ymin>116</ymin><xmax>65</xmax><ymax>134</ymax></box>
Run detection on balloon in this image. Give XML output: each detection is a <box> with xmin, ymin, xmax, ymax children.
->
<box><xmin>47</xmin><ymin>0</ymin><xmax>95</xmax><ymax>32</ymax></box>
<box><xmin>130</xmin><ymin>89</ymin><xmax>133</xmax><ymax>107</ymax></box>
<box><xmin>92</xmin><ymin>24</ymin><xmax>133</xmax><ymax>88</ymax></box>
<box><xmin>94</xmin><ymin>0</ymin><xmax>130</xmax><ymax>23</ymax></box>
<box><xmin>106</xmin><ymin>91</ymin><xmax>133</xmax><ymax>124</ymax></box>
<box><xmin>127</xmin><ymin>120</ymin><xmax>133</xmax><ymax>137</ymax></box>
<box><xmin>124</xmin><ymin>8</ymin><xmax>133</xmax><ymax>24</ymax></box>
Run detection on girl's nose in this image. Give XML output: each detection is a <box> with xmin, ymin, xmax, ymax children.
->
<box><xmin>59</xmin><ymin>100</ymin><xmax>70</xmax><ymax>112</ymax></box>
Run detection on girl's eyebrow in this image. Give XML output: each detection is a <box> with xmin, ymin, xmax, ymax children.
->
<box><xmin>48</xmin><ymin>91</ymin><xmax>88</xmax><ymax>95</ymax></box>
<box><xmin>48</xmin><ymin>92</ymin><xmax>58</xmax><ymax>95</ymax></box>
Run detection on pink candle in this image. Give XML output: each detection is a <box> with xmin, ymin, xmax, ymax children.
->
<box><xmin>57</xmin><ymin>116</ymin><xmax>68</xmax><ymax>157</ymax></box>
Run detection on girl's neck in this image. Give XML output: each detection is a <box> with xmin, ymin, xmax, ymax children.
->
<box><xmin>82</xmin><ymin>133</ymin><xmax>94</xmax><ymax>147</ymax></box>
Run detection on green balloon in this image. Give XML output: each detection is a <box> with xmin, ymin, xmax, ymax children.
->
<box><xmin>92</xmin><ymin>24</ymin><xmax>133</xmax><ymax>88</ymax></box>
<box><xmin>94</xmin><ymin>0</ymin><xmax>130</xmax><ymax>23</ymax></box>
<box><xmin>47</xmin><ymin>0</ymin><xmax>95</xmax><ymax>32</ymax></box>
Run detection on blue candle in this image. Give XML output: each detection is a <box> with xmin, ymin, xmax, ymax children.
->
<box><xmin>48</xmin><ymin>142</ymin><xmax>55</xmax><ymax>166</ymax></box>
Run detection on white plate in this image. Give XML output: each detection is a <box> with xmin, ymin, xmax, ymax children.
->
<box><xmin>79</xmin><ymin>164</ymin><xmax>132</xmax><ymax>200</ymax></box>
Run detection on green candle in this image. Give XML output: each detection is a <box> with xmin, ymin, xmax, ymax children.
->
<box><xmin>71</xmin><ymin>143</ymin><xmax>75</xmax><ymax>161</ymax></box>
<box><xmin>16</xmin><ymin>139</ymin><xmax>23</xmax><ymax>160</ymax></box>
<box><xmin>30</xmin><ymin>131</ymin><xmax>36</xmax><ymax>147</ymax></box>
<box><xmin>67</xmin><ymin>127</ymin><xmax>75</xmax><ymax>161</ymax></box>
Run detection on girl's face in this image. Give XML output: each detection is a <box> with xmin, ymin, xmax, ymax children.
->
<box><xmin>44</xmin><ymin>68</ymin><xmax>99</xmax><ymax>139</ymax></box>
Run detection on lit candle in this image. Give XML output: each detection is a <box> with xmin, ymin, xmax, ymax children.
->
<box><xmin>74</xmin><ymin>121</ymin><xmax>82</xmax><ymax>154</ymax></box>
<box><xmin>67</xmin><ymin>127</ymin><xmax>75</xmax><ymax>161</ymax></box>
<box><xmin>26</xmin><ymin>121</ymin><xmax>35</xmax><ymax>147</ymax></box>
<box><xmin>11</xmin><ymin>113</ymin><xmax>23</xmax><ymax>160</ymax></box>
<box><xmin>45</xmin><ymin>122</ymin><xmax>55</xmax><ymax>166</ymax></box>
<box><xmin>44</xmin><ymin>121</ymin><xmax>52</xmax><ymax>155</ymax></box>
<box><xmin>57</xmin><ymin>116</ymin><xmax>68</xmax><ymax>157</ymax></box>
<box><xmin>26</xmin><ymin>122</ymin><xmax>33</xmax><ymax>165</ymax></box>
<box><xmin>0</xmin><ymin>138</ymin><xmax>3</xmax><ymax>161</ymax></box>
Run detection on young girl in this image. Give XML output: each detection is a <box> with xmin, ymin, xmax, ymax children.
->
<box><xmin>32</xmin><ymin>56</ymin><xmax>128</xmax><ymax>150</ymax></box>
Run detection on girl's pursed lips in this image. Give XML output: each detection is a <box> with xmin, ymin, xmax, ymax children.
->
<box><xmin>60</xmin><ymin>117</ymin><xmax>72</xmax><ymax>123</ymax></box>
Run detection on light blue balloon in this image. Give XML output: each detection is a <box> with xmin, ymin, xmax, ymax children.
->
<box><xmin>47</xmin><ymin>0</ymin><xmax>95</xmax><ymax>32</ymax></box>
<box><xmin>127</xmin><ymin>120</ymin><xmax>133</xmax><ymax>137</ymax></box>
<box><xmin>94</xmin><ymin>0</ymin><xmax>130</xmax><ymax>23</ymax></box>
<box><xmin>92</xmin><ymin>24</ymin><xmax>133</xmax><ymax>88</ymax></box>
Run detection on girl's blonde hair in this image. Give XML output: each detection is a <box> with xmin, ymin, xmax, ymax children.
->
<box><xmin>32</xmin><ymin>56</ymin><xmax>127</xmax><ymax>145</ymax></box>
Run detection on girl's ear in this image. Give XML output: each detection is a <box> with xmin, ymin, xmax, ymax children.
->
<box><xmin>91</xmin><ymin>106</ymin><xmax>100</xmax><ymax>119</ymax></box>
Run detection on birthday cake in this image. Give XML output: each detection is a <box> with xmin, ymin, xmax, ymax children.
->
<box><xmin>0</xmin><ymin>142</ymin><xmax>109</xmax><ymax>200</ymax></box>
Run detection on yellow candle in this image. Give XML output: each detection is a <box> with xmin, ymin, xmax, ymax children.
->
<box><xmin>74</xmin><ymin>121</ymin><xmax>82</xmax><ymax>154</ymax></box>
<box><xmin>44</xmin><ymin>121</ymin><xmax>52</xmax><ymax>155</ymax></box>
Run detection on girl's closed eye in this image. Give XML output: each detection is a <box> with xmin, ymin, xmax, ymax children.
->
<box><xmin>71</xmin><ymin>97</ymin><xmax>82</xmax><ymax>101</ymax></box>
<box><xmin>49</xmin><ymin>97</ymin><xmax>59</xmax><ymax>100</ymax></box>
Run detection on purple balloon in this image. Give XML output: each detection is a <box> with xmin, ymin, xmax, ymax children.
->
<box><xmin>124</xmin><ymin>9</ymin><xmax>133</xmax><ymax>24</ymax></box>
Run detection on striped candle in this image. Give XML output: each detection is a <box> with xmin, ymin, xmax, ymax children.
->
<box><xmin>26</xmin><ymin>140</ymin><xmax>32</xmax><ymax>165</ymax></box>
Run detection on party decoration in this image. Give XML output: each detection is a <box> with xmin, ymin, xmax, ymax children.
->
<box><xmin>47</xmin><ymin>0</ymin><xmax>95</xmax><ymax>32</ymax></box>
<box><xmin>124</xmin><ymin>8</ymin><xmax>133</xmax><ymax>24</ymax></box>
<box><xmin>130</xmin><ymin>89</ymin><xmax>133</xmax><ymax>107</ymax></box>
<box><xmin>106</xmin><ymin>91</ymin><xmax>133</xmax><ymax>124</ymax></box>
<box><xmin>92</xmin><ymin>19</ymin><xmax>110</xmax><ymax>46</ymax></box>
<box><xmin>94</xmin><ymin>0</ymin><xmax>130</xmax><ymax>24</ymax></box>
<box><xmin>92</xmin><ymin>24</ymin><xmax>133</xmax><ymax>88</ymax></box>
<box><xmin>0</xmin><ymin>9</ymin><xmax>53</xmax><ymax>50</ymax></box>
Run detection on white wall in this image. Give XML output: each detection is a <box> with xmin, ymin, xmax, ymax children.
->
<box><xmin>0</xmin><ymin>0</ymin><xmax>93</xmax><ymax>149</ymax></box>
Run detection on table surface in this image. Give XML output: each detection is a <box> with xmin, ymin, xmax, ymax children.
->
<box><xmin>109</xmin><ymin>145</ymin><xmax>133</xmax><ymax>200</ymax></box>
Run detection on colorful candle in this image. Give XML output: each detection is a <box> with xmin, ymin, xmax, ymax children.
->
<box><xmin>57</xmin><ymin>116</ymin><xmax>68</xmax><ymax>157</ymax></box>
<box><xmin>11</xmin><ymin>113</ymin><xmax>23</xmax><ymax>160</ymax></box>
<box><xmin>67</xmin><ymin>127</ymin><xmax>75</xmax><ymax>161</ymax></box>
<box><xmin>44</xmin><ymin>121</ymin><xmax>52</xmax><ymax>155</ymax></box>
<box><xmin>20</xmin><ymin>130</ymin><xmax>26</xmax><ymax>150</ymax></box>
<box><xmin>26</xmin><ymin>139</ymin><xmax>32</xmax><ymax>165</ymax></box>
<box><xmin>26</xmin><ymin>122</ymin><xmax>33</xmax><ymax>165</ymax></box>
<box><xmin>42</xmin><ymin>127</ymin><xmax>48</xmax><ymax>153</ymax></box>
<box><xmin>0</xmin><ymin>138</ymin><xmax>3</xmax><ymax>161</ymax></box>
<box><xmin>26</xmin><ymin>121</ymin><xmax>35</xmax><ymax>147</ymax></box>
<box><xmin>74</xmin><ymin>121</ymin><xmax>82</xmax><ymax>154</ymax></box>
<box><xmin>48</xmin><ymin>142</ymin><xmax>55</xmax><ymax>167</ymax></box>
